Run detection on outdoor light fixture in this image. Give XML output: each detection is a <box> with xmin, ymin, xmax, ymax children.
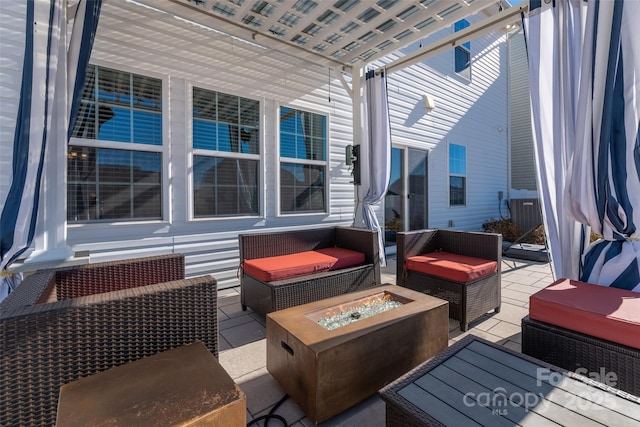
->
<box><xmin>346</xmin><ymin>144</ymin><xmax>361</xmax><ymax>185</ymax></box>
<box><xmin>424</xmin><ymin>94</ymin><xmax>436</xmax><ymax>111</ymax></box>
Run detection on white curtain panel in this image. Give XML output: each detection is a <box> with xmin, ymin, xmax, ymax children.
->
<box><xmin>524</xmin><ymin>0</ymin><xmax>589</xmax><ymax>281</ymax></box>
<box><xmin>565</xmin><ymin>0</ymin><xmax>640</xmax><ymax>291</ymax></box>
<box><xmin>0</xmin><ymin>1</ymin><xmax>64</xmax><ymax>300</ymax></box>
<box><xmin>0</xmin><ymin>0</ymin><xmax>101</xmax><ymax>300</ymax></box>
<box><xmin>354</xmin><ymin>70</ymin><xmax>391</xmax><ymax>267</ymax></box>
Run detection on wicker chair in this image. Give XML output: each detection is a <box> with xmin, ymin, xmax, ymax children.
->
<box><xmin>396</xmin><ymin>229</ymin><xmax>502</xmax><ymax>331</ymax></box>
<box><xmin>0</xmin><ymin>254</ymin><xmax>218</xmax><ymax>427</ymax></box>
<box><xmin>239</xmin><ymin>227</ymin><xmax>381</xmax><ymax>316</ymax></box>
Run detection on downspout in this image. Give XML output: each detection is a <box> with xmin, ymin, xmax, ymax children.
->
<box><xmin>506</xmin><ymin>30</ymin><xmax>512</xmax><ymax>207</ymax></box>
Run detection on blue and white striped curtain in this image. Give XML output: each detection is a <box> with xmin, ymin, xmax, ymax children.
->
<box><xmin>354</xmin><ymin>69</ymin><xmax>392</xmax><ymax>267</ymax></box>
<box><xmin>565</xmin><ymin>0</ymin><xmax>640</xmax><ymax>291</ymax></box>
<box><xmin>0</xmin><ymin>0</ymin><xmax>101</xmax><ymax>299</ymax></box>
<box><xmin>526</xmin><ymin>0</ymin><xmax>640</xmax><ymax>291</ymax></box>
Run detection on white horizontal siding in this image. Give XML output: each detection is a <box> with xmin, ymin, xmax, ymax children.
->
<box><xmin>373</xmin><ymin>15</ymin><xmax>509</xmax><ymax>232</ymax></box>
<box><xmin>63</xmin><ymin>0</ymin><xmax>357</xmax><ymax>288</ymax></box>
<box><xmin>509</xmin><ymin>32</ymin><xmax>537</xmax><ymax>192</ymax></box>
<box><xmin>1</xmin><ymin>1</ymin><xmax>509</xmax><ymax>287</ymax></box>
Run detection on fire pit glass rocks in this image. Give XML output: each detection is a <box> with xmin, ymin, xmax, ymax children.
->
<box><xmin>308</xmin><ymin>292</ymin><xmax>405</xmax><ymax>330</ymax></box>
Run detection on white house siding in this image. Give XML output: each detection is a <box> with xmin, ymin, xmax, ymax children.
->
<box><xmin>0</xmin><ymin>2</ymin><xmax>509</xmax><ymax>288</ymax></box>
<box><xmin>377</xmin><ymin>16</ymin><xmax>509</xmax><ymax>232</ymax></box>
<box><xmin>509</xmin><ymin>31</ymin><xmax>537</xmax><ymax>193</ymax></box>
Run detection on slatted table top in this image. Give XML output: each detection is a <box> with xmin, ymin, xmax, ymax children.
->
<box><xmin>380</xmin><ymin>335</ymin><xmax>640</xmax><ymax>427</ymax></box>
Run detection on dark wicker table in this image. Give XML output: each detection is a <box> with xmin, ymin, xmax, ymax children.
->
<box><xmin>379</xmin><ymin>335</ymin><xmax>640</xmax><ymax>426</ymax></box>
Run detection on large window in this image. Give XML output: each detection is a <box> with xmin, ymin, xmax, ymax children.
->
<box><xmin>67</xmin><ymin>147</ymin><xmax>162</xmax><ymax>221</ymax></box>
<box><xmin>69</xmin><ymin>65</ymin><xmax>163</xmax><ymax>222</ymax></box>
<box><xmin>279</xmin><ymin>107</ymin><xmax>327</xmax><ymax>214</ymax></box>
<box><xmin>192</xmin><ymin>88</ymin><xmax>260</xmax><ymax>217</ymax></box>
<box><xmin>449</xmin><ymin>143</ymin><xmax>466</xmax><ymax>206</ymax></box>
<box><xmin>454</xmin><ymin>19</ymin><xmax>471</xmax><ymax>80</ymax></box>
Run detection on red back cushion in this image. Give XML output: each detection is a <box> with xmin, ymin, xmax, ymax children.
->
<box><xmin>529</xmin><ymin>278</ymin><xmax>640</xmax><ymax>349</ymax></box>
<box><xmin>406</xmin><ymin>251</ymin><xmax>497</xmax><ymax>283</ymax></box>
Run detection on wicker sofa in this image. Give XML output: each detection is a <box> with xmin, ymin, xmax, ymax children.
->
<box><xmin>396</xmin><ymin>229</ymin><xmax>502</xmax><ymax>331</ymax></box>
<box><xmin>0</xmin><ymin>254</ymin><xmax>218</xmax><ymax>427</ymax></box>
<box><xmin>239</xmin><ymin>226</ymin><xmax>381</xmax><ymax>316</ymax></box>
<box><xmin>522</xmin><ymin>278</ymin><xmax>640</xmax><ymax>396</ymax></box>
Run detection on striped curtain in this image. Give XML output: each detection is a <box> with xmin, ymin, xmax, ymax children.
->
<box><xmin>565</xmin><ymin>1</ymin><xmax>640</xmax><ymax>291</ymax></box>
<box><xmin>0</xmin><ymin>0</ymin><xmax>101</xmax><ymax>298</ymax></box>
<box><xmin>526</xmin><ymin>0</ymin><xmax>640</xmax><ymax>290</ymax></box>
<box><xmin>353</xmin><ymin>69</ymin><xmax>392</xmax><ymax>267</ymax></box>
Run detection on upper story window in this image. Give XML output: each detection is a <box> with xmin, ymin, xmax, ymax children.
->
<box><xmin>68</xmin><ymin>65</ymin><xmax>163</xmax><ymax>222</ymax></box>
<box><xmin>279</xmin><ymin>107</ymin><xmax>327</xmax><ymax>214</ymax></box>
<box><xmin>449</xmin><ymin>143</ymin><xmax>466</xmax><ymax>206</ymax></box>
<box><xmin>192</xmin><ymin>87</ymin><xmax>260</xmax><ymax>217</ymax></box>
<box><xmin>454</xmin><ymin>19</ymin><xmax>471</xmax><ymax>80</ymax></box>
<box><xmin>72</xmin><ymin>65</ymin><xmax>162</xmax><ymax>144</ymax></box>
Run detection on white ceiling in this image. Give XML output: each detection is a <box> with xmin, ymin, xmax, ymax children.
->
<box><xmin>131</xmin><ymin>0</ymin><xmax>506</xmax><ymax>72</ymax></box>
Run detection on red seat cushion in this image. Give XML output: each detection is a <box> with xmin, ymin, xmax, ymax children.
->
<box><xmin>243</xmin><ymin>248</ymin><xmax>365</xmax><ymax>282</ymax></box>
<box><xmin>529</xmin><ymin>278</ymin><xmax>640</xmax><ymax>349</ymax></box>
<box><xmin>405</xmin><ymin>251</ymin><xmax>497</xmax><ymax>283</ymax></box>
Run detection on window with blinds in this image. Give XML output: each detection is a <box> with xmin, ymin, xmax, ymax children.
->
<box><xmin>449</xmin><ymin>143</ymin><xmax>467</xmax><ymax>206</ymax></box>
<box><xmin>453</xmin><ymin>19</ymin><xmax>471</xmax><ymax>80</ymax></box>
<box><xmin>68</xmin><ymin>65</ymin><xmax>163</xmax><ymax>222</ymax></box>
<box><xmin>279</xmin><ymin>107</ymin><xmax>327</xmax><ymax>214</ymax></box>
<box><xmin>192</xmin><ymin>87</ymin><xmax>260</xmax><ymax>217</ymax></box>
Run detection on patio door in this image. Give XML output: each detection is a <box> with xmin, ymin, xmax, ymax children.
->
<box><xmin>384</xmin><ymin>147</ymin><xmax>428</xmax><ymax>250</ymax></box>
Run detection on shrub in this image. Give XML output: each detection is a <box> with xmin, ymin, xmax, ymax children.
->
<box><xmin>482</xmin><ymin>218</ymin><xmax>522</xmax><ymax>243</ymax></box>
<box><xmin>527</xmin><ymin>225</ymin><xmax>547</xmax><ymax>245</ymax></box>
<box><xmin>482</xmin><ymin>218</ymin><xmax>548</xmax><ymax>245</ymax></box>
<box><xmin>483</xmin><ymin>219</ymin><xmax>603</xmax><ymax>246</ymax></box>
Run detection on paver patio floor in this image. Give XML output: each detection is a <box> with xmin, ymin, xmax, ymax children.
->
<box><xmin>217</xmin><ymin>256</ymin><xmax>554</xmax><ymax>426</ymax></box>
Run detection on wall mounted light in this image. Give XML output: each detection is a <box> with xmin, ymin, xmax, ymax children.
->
<box><xmin>345</xmin><ymin>144</ymin><xmax>361</xmax><ymax>185</ymax></box>
<box><xmin>424</xmin><ymin>94</ymin><xmax>436</xmax><ymax>111</ymax></box>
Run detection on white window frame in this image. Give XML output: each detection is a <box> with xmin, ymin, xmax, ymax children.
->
<box><xmin>448</xmin><ymin>142</ymin><xmax>467</xmax><ymax>207</ymax></box>
<box><xmin>276</xmin><ymin>104</ymin><xmax>330</xmax><ymax>217</ymax></box>
<box><xmin>453</xmin><ymin>19</ymin><xmax>472</xmax><ymax>81</ymax></box>
<box><xmin>67</xmin><ymin>61</ymin><xmax>169</xmax><ymax>227</ymax></box>
<box><xmin>187</xmin><ymin>83</ymin><xmax>263</xmax><ymax>221</ymax></box>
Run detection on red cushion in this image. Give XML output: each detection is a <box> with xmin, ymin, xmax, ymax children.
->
<box><xmin>316</xmin><ymin>247</ymin><xmax>365</xmax><ymax>270</ymax></box>
<box><xmin>406</xmin><ymin>251</ymin><xmax>497</xmax><ymax>283</ymax></box>
<box><xmin>244</xmin><ymin>248</ymin><xmax>365</xmax><ymax>282</ymax></box>
<box><xmin>529</xmin><ymin>278</ymin><xmax>640</xmax><ymax>349</ymax></box>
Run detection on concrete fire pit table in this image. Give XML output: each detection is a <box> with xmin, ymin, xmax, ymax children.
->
<box><xmin>266</xmin><ymin>284</ymin><xmax>449</xmax><ymax>424</ymax></box>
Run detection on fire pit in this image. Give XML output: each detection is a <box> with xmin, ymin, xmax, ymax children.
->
<box><xmin>266</xmin><ymin>285</ymin><xmax>448</xmax><ymax>424</ymax></box>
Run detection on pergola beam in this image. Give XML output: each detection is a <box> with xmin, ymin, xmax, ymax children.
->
<box><xmin>382</xmin><ymin>3</ymin><xmax>529</xmax><ymax>75</ymax></box>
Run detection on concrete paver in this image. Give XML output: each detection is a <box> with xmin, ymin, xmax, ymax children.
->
<box><xmin>218</xmin><ymin>256</ymin><xmax>554</xmax><ymax>426</ymax></box>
